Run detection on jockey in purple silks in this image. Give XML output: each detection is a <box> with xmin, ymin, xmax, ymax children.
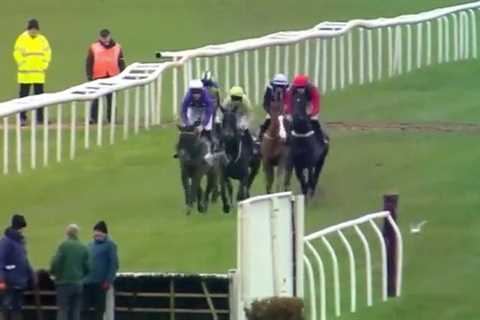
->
<box><xmin>181</xmin><ymin>79</ymin><xmax>215</xmax><ymax>145</ymax></box>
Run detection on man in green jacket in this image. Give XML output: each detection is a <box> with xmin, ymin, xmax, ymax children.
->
<box><xmin>50</xmin><ymin>224</ymin><xmax>90</xmax><ymax>320</ymax></box>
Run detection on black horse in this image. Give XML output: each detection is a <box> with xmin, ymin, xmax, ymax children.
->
<box><xmin>285</xmin><ymin>112</ymin><xmax>329</xmax><ymax>197</ymax></box>
<box><xmin>176</xmin><ymin>124</ymin><xmax>219</xmax><ymax>215</ymax></box>
<box><xmin>219</xmin><ymin>107</ymin><xmax>261</xmax><ymax>213</ymax></box>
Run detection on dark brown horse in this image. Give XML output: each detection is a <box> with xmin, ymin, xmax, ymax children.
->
<box><xmin>260</xmin><ymin>89</ymin><xmax>290</xmax><ymax>194</ymax></box>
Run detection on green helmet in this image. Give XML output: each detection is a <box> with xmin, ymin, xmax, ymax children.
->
<box><xmin>229</xmin><ymin>86</ymin><xmax>244</xmax><ymax>98</ymax></box>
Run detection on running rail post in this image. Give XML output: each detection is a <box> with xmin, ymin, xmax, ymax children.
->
<box><xmin>383</xmin><ymin>193</ymin><xmax>400</xmax><ymax>297</ymax></box>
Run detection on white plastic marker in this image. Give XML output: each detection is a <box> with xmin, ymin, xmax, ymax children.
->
<box><xmin>410</xmin><ymin>220</ymin><xmax>428</xmax><ymax>234</ymax></box>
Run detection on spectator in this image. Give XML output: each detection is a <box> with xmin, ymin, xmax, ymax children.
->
<box><xmin>50</xmin><ymin>224</ymin><xmax>90</xmax><ymax>320</ymax></box>
<box><xmin>0</xmin><ymin>214</ymin><xmax>35</xmax><ymax>320</ymax></box>
<box><xmin>83</xmin><ymin>221</ymin><xmax>119</xmax><ymax>320</ymax></box>
<box><xmin>86</xmin><ymin>29</ymin><xmax>126</xmax><ymax>124</ymax></box>
<box><xmin>13</xmin><ymin>19</ymin><xmax>52</xmax><ymax>126</ymax></box>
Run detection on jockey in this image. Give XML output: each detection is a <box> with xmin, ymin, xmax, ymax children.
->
<box><xmin>216</xmin><ymin>86</ymin><xmax>255</xmax><ymax>152</ymax></box>
<box><xmin>285</xmin><ymin>74</ymin><xmax>324</xmax><ymax>142</ymax></box>
<box><xmin>201</xmin><ymin>71</ymin><xmax>221</xmax><ymax>108</ymax></box>
<box><xmin>181</xmin><ymin>79</ymin><xmax>215</xmax><ymax>144</ymax></box>
<box><xmin>258</xmin><ymin>73</ymin><xmax>289</xmax><ymax>142</ymax></box>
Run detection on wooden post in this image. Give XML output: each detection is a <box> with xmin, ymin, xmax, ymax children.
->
<box><xmin>383</xmin><ymin>193</ymin><xmax>399</xmax><ymax>297</ymax></box>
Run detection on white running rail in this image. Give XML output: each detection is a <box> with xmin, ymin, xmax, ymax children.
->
<box><xmin>1</xmin><ymin>1</ymin><xmax>479</xmax><ymax>174</ymax></box>
<box><xmin>303</xmin><ymin>211</ymin><xmax>403</xmax><ymax>320</ymax></box>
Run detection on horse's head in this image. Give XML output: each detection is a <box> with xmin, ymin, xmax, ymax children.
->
<box><xmin>220</xmin><ymin>106</ymin><xmax>240</xmax><ymax>140</ymax></box>
<box><xmin>270</xmin><ymin>87</ymin><xmax>285</xmax><ymax>117</ymax></box>
<box><xmin>176</xmin><ymin>123</ymin><xmax>203</xmax><ymax>162</ymax></box>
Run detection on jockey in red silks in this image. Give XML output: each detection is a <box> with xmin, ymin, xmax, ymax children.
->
<box><xmin>285</xmin><ymin>74</ymin><xmax>325</xmax><ymax>142</ymax></box>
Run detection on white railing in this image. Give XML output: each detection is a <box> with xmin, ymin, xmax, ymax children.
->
<box><xmin>303</xmin><ymin>211</ymin><xmax>403</xmax><ymax>320</ymax></box>
<box><xmin>1</xmin><ymin>1</ymin><xmax>479</xmax><ymax>174</ymax></box>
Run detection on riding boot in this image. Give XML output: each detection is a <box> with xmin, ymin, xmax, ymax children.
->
<box><xmin>258</xmin><ymin>119</ymin><xmax>271</xmax><ymax>142</ymax></box>
<box><xmin>310</xmin><ymin>120</ymin><xmax>324</xmax><ymax>143</ymax></box>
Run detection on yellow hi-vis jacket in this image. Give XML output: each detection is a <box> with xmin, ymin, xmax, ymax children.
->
<box><xmin>13</xmin><ymin>31</ymin><xmax>52</xmax><ymax>84</ymax></box>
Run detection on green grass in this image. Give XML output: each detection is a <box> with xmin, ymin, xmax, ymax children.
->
<box><xmin>1</xmin><ymin>1</ymin><xmax>479</xmax><ymax>319</ymax></box>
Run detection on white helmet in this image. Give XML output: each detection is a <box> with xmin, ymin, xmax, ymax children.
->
<box><xmin>271</xmin><ymin>73</ymin><xmax>289</xmax><ymax>87</ymax></box>
<box><xmin>189</xmin><ymin>79</ymin><xmax>204</xmax><ymax>90</ymax></box>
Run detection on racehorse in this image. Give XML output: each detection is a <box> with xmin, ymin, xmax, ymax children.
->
<box><xmin>285</xmin><ymin>102</ymin><xmax>329</xmax><ymax>197</ymax></box>
<box><xmin>219</xmin><ymin>107</ymin><xmax>261</xmax><ymax>213</ymax></box>
<box><xmin>176</xmin><ymin>124</ymin><xmax>218</xmax><ymax>215</ymax></box>
<box><xmin>260</xmin><ymin>89</ymin><xmax>289</xmax><ymax>194</ymax></box>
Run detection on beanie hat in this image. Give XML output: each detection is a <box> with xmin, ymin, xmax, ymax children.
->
<box><xmin>99</xmin><ymin>29</ymin><xmax>111</xmax><ymax>38</ymax></box>
<box><xmin>93</xmin><ymin>221</ymin><xmax>108</xmax><ymax>234</ymax></box>
<box><xmin>11</xmin><ymin>214</ymin><xmax>27</xmax><ymax>230</ymax></box>
<box><xmin>27</xmin><ymin>19</ymin><xmax>40</xmax><ymax>30</ymax></box>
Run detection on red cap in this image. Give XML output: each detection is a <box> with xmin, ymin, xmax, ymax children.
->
<box><xmin>292</xmin><ymin>74</ymin><xmax>309</xmax><ymax>87</ymax></box>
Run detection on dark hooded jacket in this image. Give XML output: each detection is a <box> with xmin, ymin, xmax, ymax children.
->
<box><xmin>0</xmin><ymin>228</ymin><xmax>33</xmax><ymax>289</ymax></box>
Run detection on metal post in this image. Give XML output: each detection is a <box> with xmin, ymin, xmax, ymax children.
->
<box><xmin>340</xmin><ymin>35</ymin><xmax>345</xmax><ymax>89</ymax></box>
<box><xmin>294</xmin><ymin>42</ymin><xmax>300</xmax><ymax>75</ymax></box>
<box><xmin>254</xmin><ymin>49</ymin><xmax>260</xmax><ymax>105</ymax></box>
<box><xmin>453</xmin><ymin>14</ymin><xmax>459</xmax><ymax>61</ymax></box>
<box><xmin>225</xmin><ymin>55</ymin><xmax>231</xmax><ymax>92</ymax></box>
<box><xmin>144</xmin><ymin>85</ymin><xmax>150</xmax><ymax>130</ymax></box>
<box><xmin>70</xmin><ymin>101</ymin><xmax>76</xmax><ymax>160</ymax></box>
<box><xmin>322</xmin><ymin>39</ymin><xmax>328</xmax><ymax>93</ymax></box>
<box><xmin>284</xmin><ymin>45</ymin><xmax>290</xmax><ymax>78</ymax></box>
<box><xmin>56</xmin><ymin>104</ymin><xmax>62</xmax><ymax>162</ymax></box>
<box><xmin>123</xmin><ymin>89</ymin><xmax>130</xmax><ymax>140</ymax></box>
<box><xmin>31</xmin><ymin>109</ymin><xmax>36</xmax><ymax>169</ymax></box>
<box><xmin>367</xmin><ymin>29</ymin><xmax>373</xmax><ymax>82</ymax></box>
<box><xmin>16</xmin><ymin>113</ymin><xmax>22</xmax><ymax>174</ymax></box>
<box><xmin>3</xmin><ymin>117</ymin><xmax>9</xmax><ymax>174</ymax></box>
<box><xmin>348</xmin><ymin>31</ymin><xmax>353</xmax><ymax>84</ymax></box>
<box><xmin>314</xmin><ymin>39</ymin><xmax>321</xmax><ymax>88</ymax></box>
<box><xmin>377</xmin><ymin>28</ymin><xmax>383</xmax><ymax>80</ymax></box>
<box><xmin>383</xmin><ymin>193</ymin><xmax>399</xmax><ymax>298</ymax></box>
<box><xmin>234</xmin><ymin>52</ymin><xmax>240</xmax><ymax>85</ymax></box>
<box><xmin>244</xmin><ymin>51</ymin><xmax>250</xmax><ymax>94</ymax></box>
<box><xmin>359</xmin><ymin>28</ymin><xmax>365</xmax><ymax>85</ymax></box>
<box><xmin>43</xmin><ymin>108</ymin><xmax>49</xmax><ymax>167</ymax></box>
<box><xmin>331</xmin><ymin>37</ymin><xmax>337</xmax><ymax>91</ymax></box>
<box><xmin>417</xmin><ymin>23</ymin><xmax>423</xmax><ymax>69</ymax></box>
<box><xmin>84</xmin><ymin>102</ymin><xmax>90</xmax><ymax>149</ymax></box>
<box><xmin>110</xmin><ymin>92</ymin><xmax>117</xmax><ymax>144</ymax></box>
<box><xmin>388</xmin><ymin>27</ymin><xmax>393</xmax><ymax>77</ymax></box>
<box><xmin>134</xmin><ymin>86</ymin><xmax>140</xmax><ymax>134</ymax></box>
<box><xmin>172</xmin><ymin>63</ymin><xmax>179</xmax><ymax>120</ymax></box>
<box><xmin>469</xmin><ymin>9</ymin><xmax>477</xmax><ymax>58</ymax></box>
<box><xmin>97</xmin><ymin>97</ymin><xmax>103</xmax><ymax>146</ymax></box>
<box><xmin>304</xmin><ymin>39</ymin><xmax>310</xmax><ymax>74</ymax></box>
<box><xmin>427</xmin><ymin>21</ymin><xmax>432</xmax><ymax>65</ymax></box>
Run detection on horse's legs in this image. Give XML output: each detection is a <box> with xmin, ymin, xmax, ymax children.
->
<box><xmin>294</xmin><ymin>164</ymin><xmax>309</xmax><ymax>195</ymax></box>
<box><xmin>210</xmin><ymin>167</ymin><xmax>220</xmax><ymax>204</ymax></box>
<box><xmin>276</xmin><ymin>163</ymin><xmax>285</xmax><ymax>193</ymax></box>
<box><xmin>237</xmin><ymin>173</ymin><xmax>250</xmax><ymax>201</ymax></box>
<box><xmin>197</xmin><ymin>177</ymin><xmax>207</xmax><ymax>213</ymax></box>
<box><xmin>264</xmin><ymin>161</ymin><xmax>274</xmax><ymax>194</ymax></box>
<box><xmin>311</xmin><ymin>144</ymin><xmax>330</xmax><ymax>196</ymax></box>
<box><xmin>204</xmin><ymin>169</ymin><xmax>217</xmax><ymax>210</ymax></box>
<box><xmin>220</xmin><ymin>169</ymin><xmax>233</xmax><ymax>214</ymax></box>
<box><xmin>191</xmin><ymin>172</ymin><xmax>204</xmax><ymax>213</ymax></box>
<box><xmin>284</xmin><ymin>160</ymin><xmax>293</xmax><ymax>191</ymax></box>
<box><xmin>248</xmin><ymin>156</ymin><xmax>261</xmax><ymax>190</ymax></box>
<box><xmin>181</xmin><ymin>169</ymin><xmax>192</xmax><ymax>215</ymax></box>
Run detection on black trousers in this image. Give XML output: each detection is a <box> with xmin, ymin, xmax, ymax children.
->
<box><xmin>90</xmin><ymin>94</ymin><xmax>113</xmax><ymax>124</ymax></box>
<box><xmin>19</xmin><ymin>83</ymin><xmax>44</xmax><ymax>122</ymax></box>
<box><xmin>82</xmin><ymin>283</ymin><xmax>106</xmax><ymax>320</ymax></box>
